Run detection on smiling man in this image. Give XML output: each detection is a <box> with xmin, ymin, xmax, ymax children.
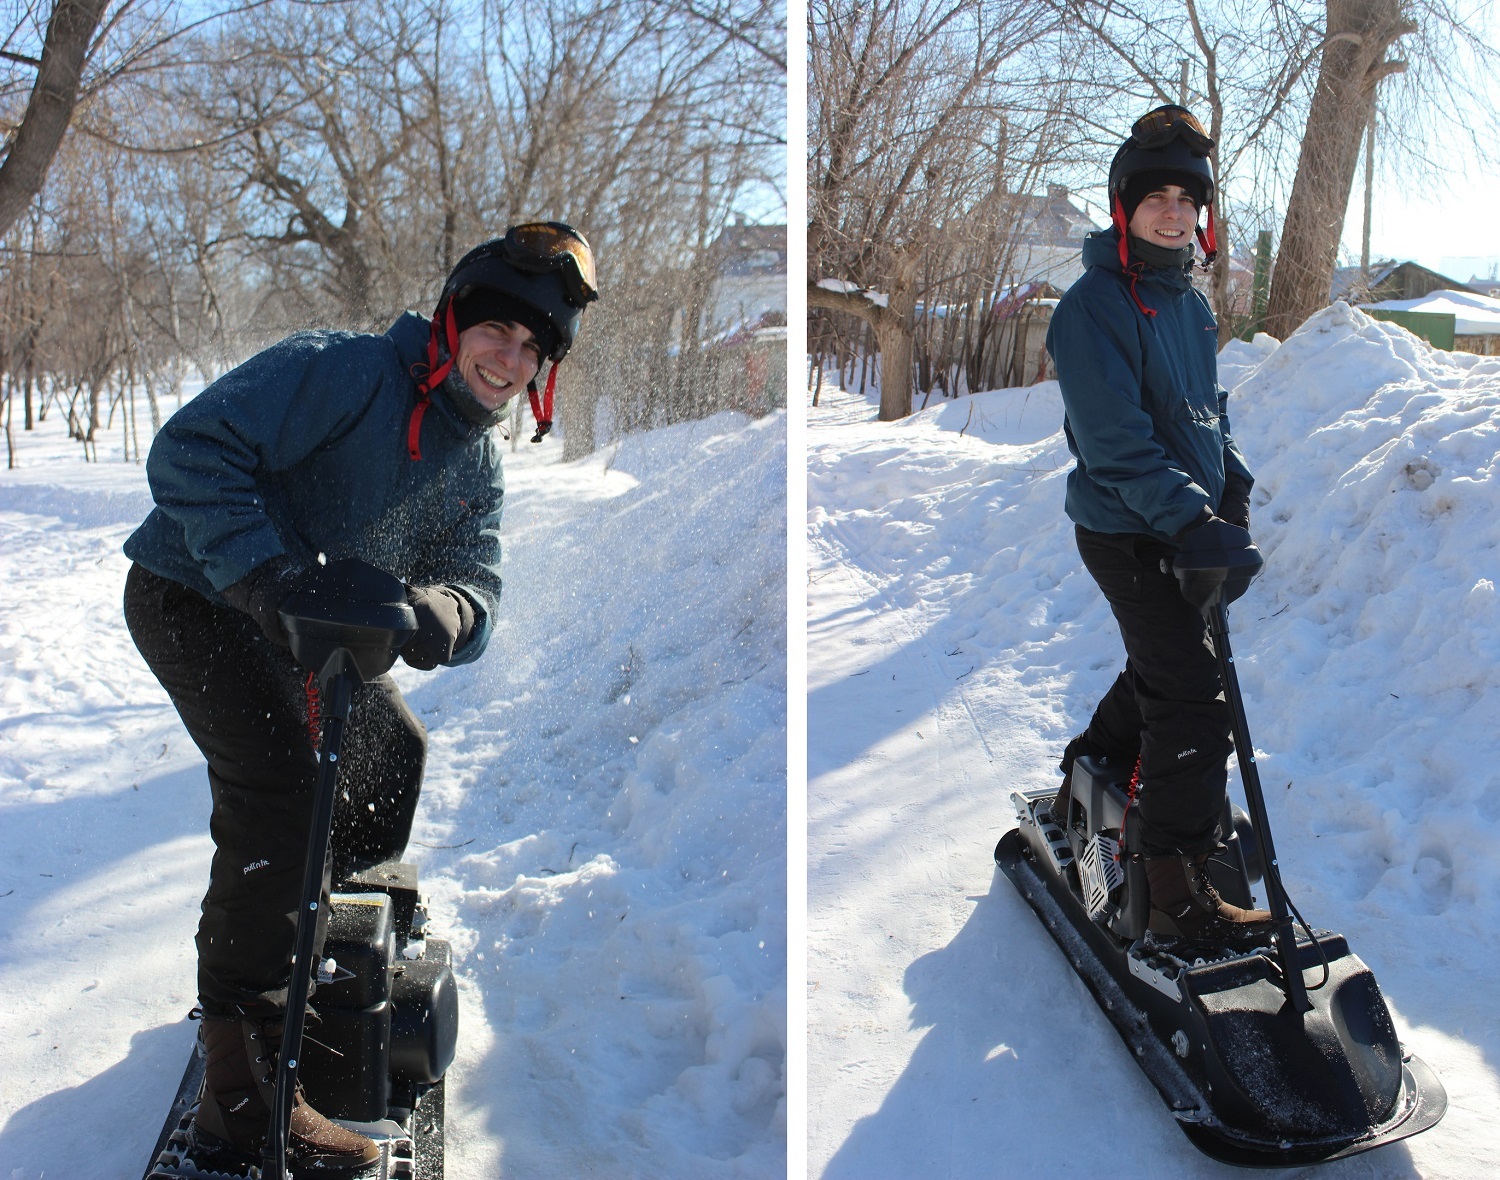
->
<box><xmin>122</xmin><ymin>223</ymin><xmax>597</xmax><ymax>1171</ymax></box>
<box><xmin>1044</xmin><ymin>107</ymin><xmax>1272</xmax><ymax>946</ymax></box>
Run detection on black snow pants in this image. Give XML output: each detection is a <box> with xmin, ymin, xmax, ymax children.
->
<box><xmin>123</xmin><ymin>563</ymin><xmax>427</xmax><ymax>1017</ymax></box>
<box><xmin>1073</xmin><ymin>526</ymin><xmax>1231</xmax><ymax>855</ymax></box>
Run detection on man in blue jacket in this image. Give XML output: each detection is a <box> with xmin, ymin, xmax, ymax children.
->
<box><xmin>123</xmin><ymin>224</ymin><xmax>597</xmax><ymax>1171</ymax></box>
<box><xmin>1046</xmin><ymin>108</ymin><xmax>1270</xmax><ymax>944</ymax></box>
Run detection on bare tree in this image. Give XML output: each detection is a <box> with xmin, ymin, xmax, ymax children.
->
<box><xmin>1264</xmin><ymin>0</ymin><xmax>1413</xmax><ymax>338</ymax></box>
<box><xmin>0</xmin><ymin>0</ymin><xmax>785</xmax><ymax>466</ymax></box>
<box><xmin>809</xmin><ymin>0</ymin><xmax>1064</xmax><ymax>419</ymax></box>
<box><xmin>0</xmin><ymin>0</ymin><xmax>112</xmax><ymax>238</ymax></box>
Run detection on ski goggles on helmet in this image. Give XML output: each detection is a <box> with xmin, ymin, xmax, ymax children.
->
<box><xmin>499</xmin><ymin>222</ymin><xmax>600</xmax><ymax>308</ymax></box>
<box><xmin>1129</xmin><ymin>105</ymin><xmax>1214</xmax><ymax>157</ymax></box>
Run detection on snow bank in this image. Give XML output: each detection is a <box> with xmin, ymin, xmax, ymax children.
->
<box><xmin>1229</xmin><ymin>304</ymin><xmax>1500</xmax><ymax>931</ymax></box>
<box><xmin>421</xmin><ymin>413</ymin><xmax>788</xmax><ymax>1177</ymax></box>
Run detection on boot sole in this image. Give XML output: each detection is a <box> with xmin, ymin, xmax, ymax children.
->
<box><xmin>1148</xmin><ymin>903</ymin><xmax>1276</xmax><ymax>940</ymax></box>
<box><xmin>188</xmin><ymin>1119</ymin><xmax>383</xmax><ymax>1177</ymax></box>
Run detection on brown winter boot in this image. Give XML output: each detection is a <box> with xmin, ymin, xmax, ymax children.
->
<box><xmin>190</xmin><ymin>1011</ymin><xmax>381</xmax><ymax>1174</ymax></box>
<box><xmin>1145</xmin><ymin>851</ymin><xmax>1274</xmax><ymax>944</ymax></box>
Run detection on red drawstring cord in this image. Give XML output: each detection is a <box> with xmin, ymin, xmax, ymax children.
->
<box><xmin>1117</xmin><ymin>755</ymin><xmax>1143</xmax><ymax>866</ymax></box>
<box><xmin>304</xmin><ymin>672</ymin><xmax>322</xmax><ymax>749</ymax></box>
<box><xmin>1111</xmin><ymin>194</ymin><xmax>1157</xmax><ymax>318</ymax></box>
<box><xmin>1127</xmin><ymin>267</ymin><xmax>1156</xmax><ymax>318</ymax></box>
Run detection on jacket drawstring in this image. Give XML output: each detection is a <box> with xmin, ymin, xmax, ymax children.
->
<box><xmin>1126</xmin><ymin>263</ymin><xmax>1157</xmax><ymax>318</ymax></box>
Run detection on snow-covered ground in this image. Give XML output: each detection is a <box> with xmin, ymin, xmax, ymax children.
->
<box><xmin>808</xmin><ymin>304</ymin><xmax>1500</xmax><ymax>1178</ymax></box>
<box><xmin>0</xmin><ymin>401</ymin><xmax>787</xmax><ymax>1178</ymax></box>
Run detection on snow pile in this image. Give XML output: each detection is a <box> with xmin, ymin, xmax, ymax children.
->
<box><xmin>1229</xmin><ymin>304</ymin><xmax>1500</xmax><ymax>929</ymax></box>
<box><xmin>808</xmin><ymin>304</ymin><xmax>1500</xmax><ymax>1177</ymax></box>
<box><xmin>0</xmin><ymin>405</ymin><xmax>786</xmax><ymax>1179</ymax></box>
<box><xmin>424</xmin><ymin>414</ymin><xmax>787</xmax><ymax>1177</ymax></box>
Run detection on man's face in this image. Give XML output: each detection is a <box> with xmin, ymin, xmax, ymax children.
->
<box><xmin>1128</xmin><ymin>184</ymin><xmax>1200</xmax><ymax>249</ymax></box>
<box><xmin>455</xmin><ymin>320</ymin><xmax>543</xmax><ymax>411</ymax></box>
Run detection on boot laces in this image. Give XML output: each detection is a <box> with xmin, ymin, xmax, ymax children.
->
<box><xmin>1189</xmin><ymin>855</ymin><xmax>1227</xmax><ymax>908</ymax></box>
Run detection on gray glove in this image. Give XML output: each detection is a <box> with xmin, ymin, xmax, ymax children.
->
<box><xmin>402</xmin><ymin>585</ymin><xmax>477</xmax><ymax>669</ymax></box>
<box><xmin>221</xmin><ymin>556</ymin><xmax>305</xmax><ymax>646</ymax></box>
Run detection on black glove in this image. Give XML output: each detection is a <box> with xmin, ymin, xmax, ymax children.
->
<box><xmin>402</xmin><ymin>585</ymin><xmax>477</xmax><ymax>670</ymax></box>
<box><xmin>221</xmin><ymin>555</ymin><xmax>305</xmax><ymax>646</ymax></box>
<box><xmin>1169</xmin><ymin>516</ymin><xmax>1261</xmax><ymax>608</ymax></box>
<box><xmin>1218</xmin><ymin>474</ymin><xmax>1252</xmax><ymax>530</ymax></box>
<box><xmin>1171</xmin><ymin>504</ymin><xmax>1214</xmax><ymax>542</ymax></box>
<box><xmin>1174</xmin><ymin>516</ymin><xmax>1255</xmax><ymax>560</ymax></box>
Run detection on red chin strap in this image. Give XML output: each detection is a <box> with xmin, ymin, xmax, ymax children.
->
<box><xmin>527</xmin><ymin>363</ymin><xmax>557</xmax><ymax>443</ymax></box>
<box><xmin>1111</xmin><ymin>192</ymin><xmax>1132</xmax><ymax>271</ymax></box>
<box><xmin>409</xmin><ymin>300</ymin><xmax>460</xmax><ymax>462</ymax></box>
<box><xmin>1196</xmin><ymin>204</ymin><xmax>1219</xmax><ymax>266</ymax></box>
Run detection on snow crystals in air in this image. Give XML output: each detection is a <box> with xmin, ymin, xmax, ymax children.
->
<box><xmin>0</xmin><ymin>403</ymin><xmax>786</xmax><ymax>1179</ymax></box>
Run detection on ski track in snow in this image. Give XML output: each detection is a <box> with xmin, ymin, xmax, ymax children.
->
<box><xmin>0</xmin><ymin>404</ymin><xmax>787</xmax><ymax>1179</ymax></box>
<box><xmin>808</xmin><ymin>304</ymin><xmax>1500</xmax><ymax>1179</ymax></box>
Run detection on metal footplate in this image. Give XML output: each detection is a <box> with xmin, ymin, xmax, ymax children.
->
<box><xmin>1077</xmin><ymin>832</ymin><xmax>1123</xmax><ymax>921</ymax></box>
<box><xmin>143</xmin><ymin>1090</ymin><xmax>437</xmax><ymax>1179</ymax></box>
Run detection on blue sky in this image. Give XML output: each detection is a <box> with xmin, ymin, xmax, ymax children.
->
<box><xmin>1354</xmin><ymin>157</ymin><xmax>1500</xmax><ymax>281</ymax></box>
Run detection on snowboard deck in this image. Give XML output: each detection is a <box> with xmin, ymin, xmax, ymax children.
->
<box><xmin>996</xmin><ymin>784</ymin><xmax>1447</xmax><ymax>1168</ymax></box>
<box><xmin>141</xmin><ymin>1035</ymin><xmax>443</xmax><ymax>1180</ymax></box>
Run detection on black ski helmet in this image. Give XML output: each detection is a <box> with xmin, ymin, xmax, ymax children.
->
<box><xmin>408</xmin><ymin>223</ymin><xmax>600</xmax><ymax>454</ymax></box>
<box><xmin>1108</xmin><ymin>107</ymin><xmax>1216</xmax><ymax>209</ymax></box>
<box><xmin>1107</xmin><ymin>105</ymin><xmax>1218</xmax><ymax>269</ymax></box>
<box><xmin>439</xmin><ymin>223</ymin><xmax>599</xmax><ymax>364</ymax></box>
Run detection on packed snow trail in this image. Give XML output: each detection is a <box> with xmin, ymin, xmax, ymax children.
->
<box><xmin>807</xmin><ymin>304</ymin><xmax>1500</xmax><ymax>1179</ymax></box>
<box><xmin>0</xmin><ymin>406</ymin><xmax>787</xmax><ymax>1180</ymax></box>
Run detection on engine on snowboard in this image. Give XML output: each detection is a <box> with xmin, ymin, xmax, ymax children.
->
<box><xmin>143</xmin><ymin>862</ymin><xmax>458</xmax><ymax>1180</ymax></box>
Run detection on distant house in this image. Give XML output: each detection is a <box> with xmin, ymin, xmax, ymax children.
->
<box><xmin>1466</xmin><ymin>274</ymin><xmax>1500</xmax><ymax>299</ymax></box>
<box><xmin>1004</xmin><ymin>184</ymin><xmax>1098</xmax><ymax>290</ymax></box>
<box><xmin>705</xmin><ymin>222</ymin><xmax>787</xmax><ymax>333</ymax></box>
<box><xmin>1330</xmin><ymin>260</ymin><xmax>1470</xmax><ymax>304</ymax></box>
<box><xmin>1362</xmin><ymin>288</ymin><xmax>1500</xmax><ymax>355</ymax></box>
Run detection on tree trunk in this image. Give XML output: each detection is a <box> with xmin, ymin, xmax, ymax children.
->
<box><xmin>0</xmin><ymin>0</ymin><xmax>111</xmax><ymax>239</ymax></box>
<box><xmin>1265</xmin><ymin>0</ymin><xmax>1413</xmax><ymax>341</ymax></box>
<box><xmin>1212</xmin><ymin>205</ymin><xmax>1235</xmax><ymax>348</ymax></box>
<box><xmin>808</xmin><ymin>249</ymin><xmax>922</xmax><ymax>421</ymax></box>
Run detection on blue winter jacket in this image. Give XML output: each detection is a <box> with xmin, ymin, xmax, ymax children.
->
<box><xmin>124</xmin><ymin>312</ymin><xmax>503</xmax><ymax>665</ymax></box>
<box><xmin>1046</xmin><ymin>229</ymin><xmax>1253</xmax><ymax>541</ymax></box>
